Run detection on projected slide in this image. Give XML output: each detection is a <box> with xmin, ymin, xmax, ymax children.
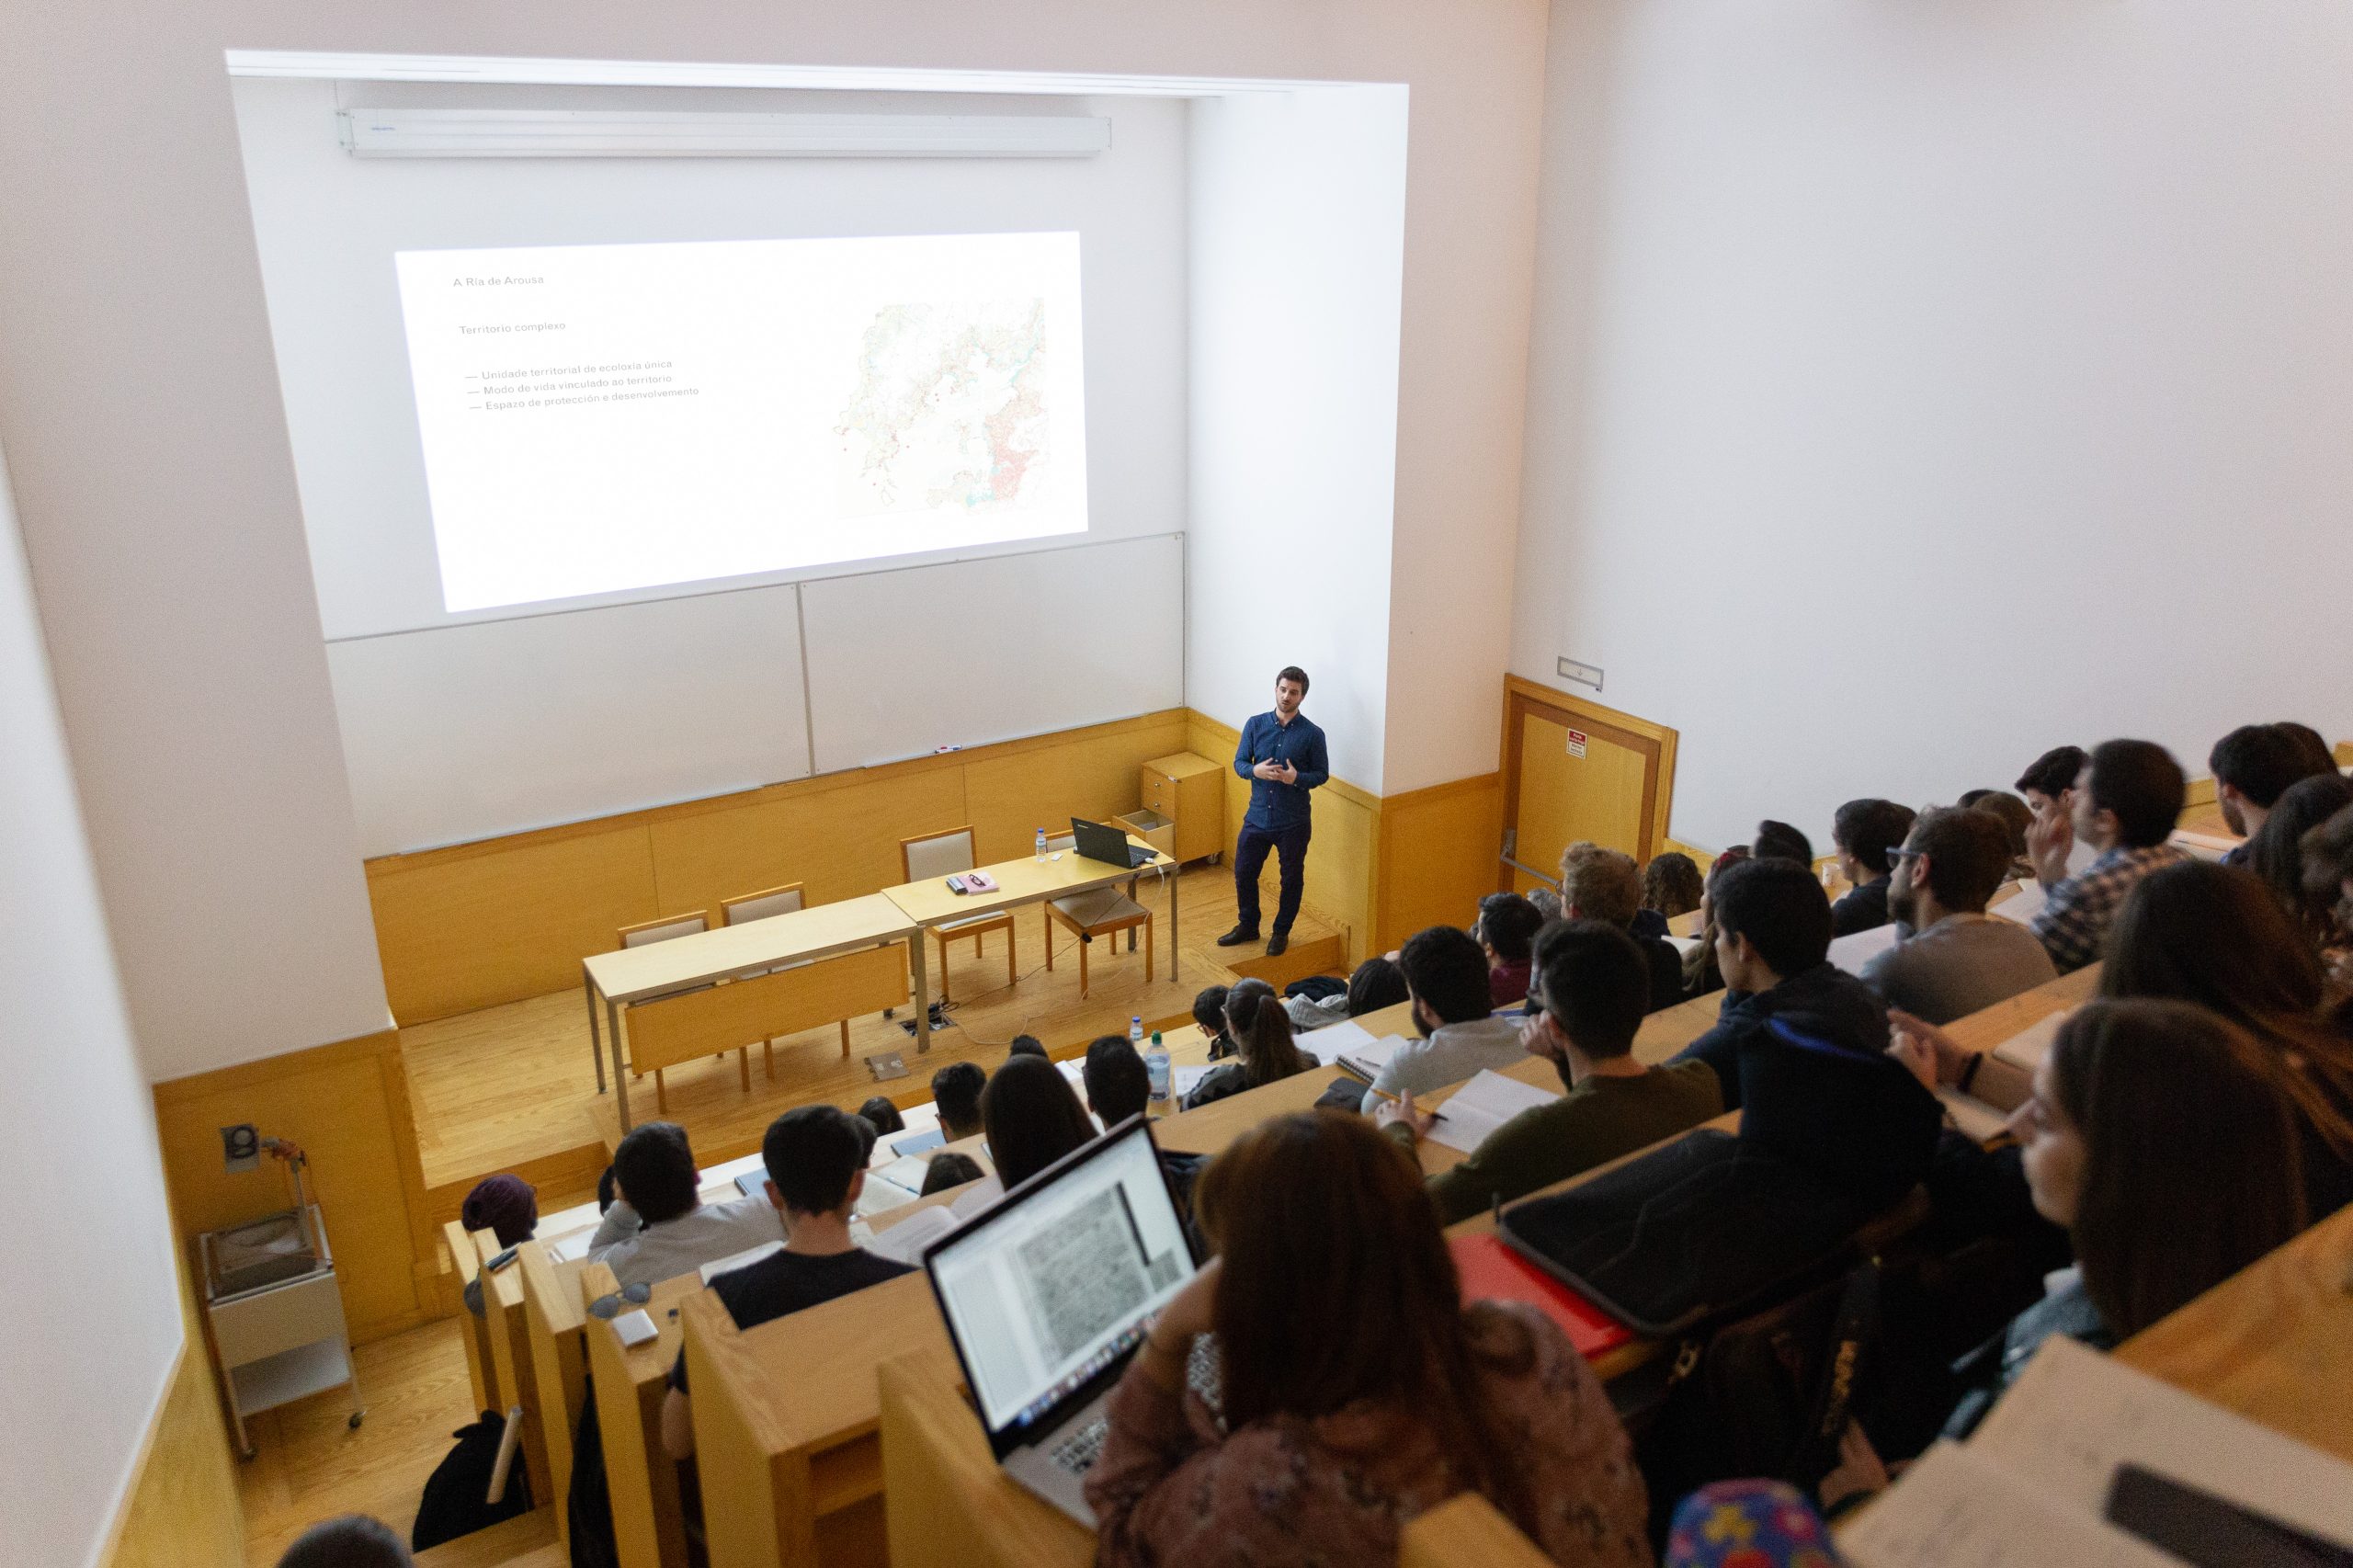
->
<box><xmin>393</xmin><ymin>232</ymin><xmax>1088</xmax><ymax>613</ymax></box>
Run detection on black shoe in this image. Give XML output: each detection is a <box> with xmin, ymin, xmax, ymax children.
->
<box><xmin>1266</xmin><ymin>932</ymin><xmax>1290</xmax><ymax>958</ymax></box>
<box><xmin>1216</xmin><ymin>925</ymin><xmax>1260</xmax><ymax>947</ymax></box>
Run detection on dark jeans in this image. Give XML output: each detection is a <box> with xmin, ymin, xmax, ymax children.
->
<box><xmin>1233</xmin><ymin>819</ymin><xmax>1311</xmax><ymax>935</ymax></box>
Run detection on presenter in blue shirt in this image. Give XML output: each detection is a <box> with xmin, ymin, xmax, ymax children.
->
<box><xmin>1219</xmin><ymin>665</ymin><xmax>1329</xmax><ymax>958</ymax></box>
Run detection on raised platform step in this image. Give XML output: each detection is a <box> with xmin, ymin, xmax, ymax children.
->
<box><xmin>413</xmin><ymin>1507</ymin><xmax>562</xmax><ymax>1568</ymax></box>
<box><xmin>1222</xmin><ymin>928</ymin><xmax>1348</xmax><ymax>992</ymax></box>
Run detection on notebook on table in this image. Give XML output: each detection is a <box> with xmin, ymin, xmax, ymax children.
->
<box><xmin>1449</xmin><ymin>1233</ymin><xmax>1632</xmax><ymax>1359</ymax></box>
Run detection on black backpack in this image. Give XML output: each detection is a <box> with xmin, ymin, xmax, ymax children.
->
<box><xmin>411</xmin><ymin>1409</ymin><xmax>532</xmax><ymax>1552</ymax></box>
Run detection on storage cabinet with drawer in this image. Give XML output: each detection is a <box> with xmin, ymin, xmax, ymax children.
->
<box><xmin>1119</xmin><ymin>751</ymin><xmax>1224</xmax><ymax>866</ymax></box>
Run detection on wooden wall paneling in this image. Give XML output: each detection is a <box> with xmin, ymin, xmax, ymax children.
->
<box><xmin>152</xmin><ymin>1029</ymin><xmax>434</xmax><ymax>1344</ymax></box>
<box><xmin>370</xmin><ymin>824</ymin><xmax>661</xmax><ymax>1023</ymax></box>
<box><xmin>1374</xmin><ymin>773</ymin><xmax>1504</xmax><ymax>953</ymax></box>
<box><xmin>647</xmin><ymin>766</ymin><xmax>968</xmax><ymax>920</ymax></box>
<box><xmin>101</xmin><ymin>1250</ymin><xmax>246</xmax><ymax>1568</ymax></box>
<box><xmin>961</xmin><ymin>712</ymin><xmax>1188</xmax><ymax>864</ymax></box>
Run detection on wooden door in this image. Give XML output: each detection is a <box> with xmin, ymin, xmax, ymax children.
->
<box><xmin>1498</xmin><ymin>680</ymin><xmax>1675</xmax><ymax>894</ymax></box>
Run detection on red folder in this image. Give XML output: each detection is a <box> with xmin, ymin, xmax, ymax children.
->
<box><xmin>1450</xmin><ymin>1233</ymin><xmax>1634</xmax><ymax>1359</ymax></box>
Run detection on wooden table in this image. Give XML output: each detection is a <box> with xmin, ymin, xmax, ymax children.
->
<box><xmin>881</xmin><ymin>837</ymin><xmax>1178</xmax><ymax>982</ymax></box>
<box><xmin>584</xmin><ymin>893</ymin><xmax>921</xmax><ymax>1131</ymax></box>
<box><xmin>517</xmin><ymin>1243</ymin><xmax>590</xmax><ymax>1553</ymax></box>
<box><xmin>583</xmin><ymin>1264</ymin><xmax>708</xmax><ymax>1568</ymax></box>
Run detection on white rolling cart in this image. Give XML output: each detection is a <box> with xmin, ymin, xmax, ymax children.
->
<box><xmin>198</xmin><ymin>1143</ymin><xmax>364</xmax><ymax>1458</ymax></box>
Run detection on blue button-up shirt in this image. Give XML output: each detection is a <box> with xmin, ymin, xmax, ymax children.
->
<box><xmin>1233</xmin><ymin>710</ymin><xmax>1329</xmax><ymax>831</ymax></box>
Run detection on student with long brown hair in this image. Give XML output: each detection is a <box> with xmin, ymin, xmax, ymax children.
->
<box><xmin>1085</xmin><ymin>1111</ymin><xmax>1648</xmax><ymax>1566</ymax></box>
<box><xmin>2246</xmin><ymin>772</ymin><xmax>2353</xmax><ymax>947</ymax></box>
<box><xmin>1180</xmin><ymin>976</ymin><xmax>1310</xmax><ymax>1108</ymax></box>
<box><xmin>1943</xmin><ymin>999</ymin><xmax>2309</xmax><ymax>1435</ymax></box>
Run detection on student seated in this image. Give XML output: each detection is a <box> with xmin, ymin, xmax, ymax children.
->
<box><xmin>1358</xmin><ymin>926</ymin><xmax>1526</xmax><ymax>1109</ymax></box>
<box><xmin>1962</xmin><ymin>789</ymin><xmax>2035</xmax><ymax>882</ymax></box>
<box><xmin>1640</xmin><ymin>850</ymin><xmax>1704</xmax><ymax>923</ymax></box>
<box><xmin>1192</xmin><ymin>983</ymin><xmax>1234</xmax><ymax>1059</ymax></box>
<box><xmin>1682</xmin><ymin>846</ymin><xmax>1751</xmax><ymax>998</ymax></box>
<box><xmin>1859</xmin><ymin>807</ymin><xmax>2055</xmax><ymax>1024</ymax></box>
<box><xmin>1672</xmin><ymin>858</ymin><xmax>1891</xmax><ymax>1108</ymax></box>
<box><xmin>1828</xmin><ymin>798</ymin><xmax>1915</xmax><ymax>936</ymax></box>
<box><xmin>585</xmin><ymin>1121</ymin><xmax>783</xmax><ymax>1290</ymax></box>
<box><xmin>1937</xmin><ymin>1000</ymin><xmax>2308</xmax><ymax>1437</ymax></box>
<box><xmin>278</xmin><ymin>1516</ymin><xmax>412</xmax><ymax>1568</ymax></box>
<box><xmin>928</xmin><ymin>1060</ymin><xmax>986</xmax><ymax>1142</ymax></box>
<box><xmin>1085</xmin><ymin>1112</ymin><xmax>1648</xmax><ymax>1567</ymax></box>
<box><xmin>1006</xmin><ymin>1034</ymin><xmax>1048</xmax><ymax>1060</ymax></box>
<box><xmin>919</xmin><ymin>1150</ymin><xmax>984</xmax><ymax>1195</ymax></box>
<box><xmin>1528</xmin><ymin>883</ymin><xmax>1564</xmax><ymax>921</ymax></box>
<box><xmin>1285</xmin><ymin>953</ymin><xmax>1408</xmax><ymax>1032</ymax></box>
<box><xmin>1560</xmin><ymin>841</ymin><xmax>1687</xmax><ymax>1011</ymax></box>
<box><xmin>1473</xmin><ymin>891</ymin><xmax>1544</xmax><ymax>1006</ymax></box>
<box><xmin>2306</xmin><ymin>802</ymin><xmax>2353</xmax><ymax>1002</ymax></box>
<box><xmin>1083</xmin><ymin>1035</ymin><xmax>1208</xmax><ymax>1215</ymax></box>
<box><xmin>1375</xmin><ymin>920</ymin><xmax>1722</xmax><ymax>1224</ymax></box>
<box><xmin>1184</xmin><ymin>978</ymin><xmax>1313</xmax><ymax>1109</ymax></box>
<box><xmin>858</xmin><ymin>1096</ymin><xmax>905</xmax><ymax>1135</ymax></box>
<box><xmin>1753</xmin><ymin>819</ymin><xmax>1813</xmax><ymax>866</ymax></box>
<box><xmin>955</xmin><ymin>1053</ymin><xmax>1099</xmax><ymax>1214</ymax></box>
<box><xmin>2012</xmin><ymin>744</ymin><xmax>2086</xmax><ymax>814</ymax></box>
<box><xmin>2248</xmin><ymin>772</ymin><xmax>2353</xmax><ymax>945</ymax></box>
<box><xmin>660</xmin><ymin>1106</ymin><xmax>915</xmax><ymax>1459</ymax></box>
<box><xmin>458</xmin><ymin>1174</ymin><xmax>536</xmax><ymax>1317</ymax></box>
<box><xmin>2024</xmin><ymin>738</ymin><xmax>2188</xmax><ymax>972</ymax></box>
<box><xmin>2211</xmin><ymin>722</ymin><xmax>2334</xmax><ymax>859</ymax></box>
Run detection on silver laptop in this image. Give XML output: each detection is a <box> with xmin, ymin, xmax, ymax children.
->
<box><xmin>920</xmin><ymin>1116</ymin><xmax>1198</xmax><ymax>1525</ymax></box>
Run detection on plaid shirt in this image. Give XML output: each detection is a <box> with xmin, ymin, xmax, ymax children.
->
<box><xmin>2031</xmin><ymin>843</ymin><xmax>2189</xmax><ymax>972</ymax></box>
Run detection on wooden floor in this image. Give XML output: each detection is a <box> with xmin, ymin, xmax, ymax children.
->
<box><xmin>403</xmin><ymin>863</ymin><xmax>1346</xmax><ymax>1211</ymax></box>
<box><xmin>236</xmin><ymin>1316</ymin><xmax>478</xmax><ymax>1566</ymax></box>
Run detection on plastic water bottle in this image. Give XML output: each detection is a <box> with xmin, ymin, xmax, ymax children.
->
<box><xmin>1147</xmin><ymin>1030</ymin><xmax>1171</xmax><ymax>1103</ymax></box>
<box><xmin>1036</xmin><ymin>827</ymin><xmax>1048</xmax><ymax>862</ymax></box>
<box><xmin>1130</xmin><ymin>1015</ymin><xmax>1144</xmax><ymax>1047</ymax></box>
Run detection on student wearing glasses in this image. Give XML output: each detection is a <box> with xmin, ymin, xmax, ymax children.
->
<box><xmin>1860</xmin><ymin>807</ymin><xmax>2056</xmax><ymax>1025</ymax></box>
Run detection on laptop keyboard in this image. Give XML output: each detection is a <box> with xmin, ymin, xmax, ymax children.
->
<box><xmin>1049</xmin><ymin>1415</ymin><xmax>1110</xmax><ymax>1475</ymax></box>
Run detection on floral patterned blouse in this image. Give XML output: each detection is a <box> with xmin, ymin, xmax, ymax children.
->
<box><xmin>1084</xmin><ymin>1301</ymin><xmax>1652</xmax><ymax>1567</ymax></box>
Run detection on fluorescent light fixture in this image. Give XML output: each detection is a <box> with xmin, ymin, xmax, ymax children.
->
<box><xmin>335</xmin><ymin>108</ymin><xmax>1111</xmax><ymax>158</ymax></box>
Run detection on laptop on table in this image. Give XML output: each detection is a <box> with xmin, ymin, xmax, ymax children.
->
<box><xmin>920</xmin><ymin>1116</ymin><xmax>1199</xmax><ymax>1526</ymax></box>
<box><xmin>1070</xmin><ymin>816</ymin><xmax>1156</xmax><ymax>869</ymax></box>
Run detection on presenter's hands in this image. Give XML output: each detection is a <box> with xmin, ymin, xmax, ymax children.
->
<box><xmin>1252</xmin><ymin>759</ymin><xmax>1280</xmax><ymax>781</ymax></box>
<box><xmin>1274</xmin><ymin>760</ymin><xmax>1299</xmax><ymax>785</ymax></box>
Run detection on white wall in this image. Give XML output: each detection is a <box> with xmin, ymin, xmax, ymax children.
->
<box><xmin>1514</xmin><ymin>0</ymin><xmax>2353</xmax><ymax>852</ymax></box>
<box><xmin>0</xmin><ymin>443</ymin><xmax>186</xmax><ymax>1568</ymax></box>
<box><xmin>233</xmin><ymin>77</ymin><xmax>1191</xmax><ymax>640</ymax></box>
<box><xmin>1187</xmin><ymin>86</ymin><xmax>1408</xmax><ymax>792</ymax></box>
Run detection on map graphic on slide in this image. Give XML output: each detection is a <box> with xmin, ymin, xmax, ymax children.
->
<box><xmin>837</xmin><ymin>298</ymin><xmax>1050</xmax><ymax>517</ymax></box>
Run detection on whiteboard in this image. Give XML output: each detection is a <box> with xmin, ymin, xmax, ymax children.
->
<box><xmin>801</xmin><ymin>535</ymin><xmax>1184</xmax><ymax>773</ymax></box>
<box><xmin>327</xmin><ymin>583</ymin><xmax>811</xmax><ymax>856</ymax></box>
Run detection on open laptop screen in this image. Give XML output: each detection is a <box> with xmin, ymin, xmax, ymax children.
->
<box><xmin>926</xmin><ymin>1119</ymin><xmax>1195</xmax><ymax>1438</ymax></box>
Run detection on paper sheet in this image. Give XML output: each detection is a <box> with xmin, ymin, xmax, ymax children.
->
<box><xmin>699</xmin><ymin>1239</ymin><xmax>783</xmax><ymax>1284</ymax></box>
<box><xmin>1990</xmin><ymin>883</ymin><xmax>2047</xmax><ymax>926</ymax></box>
<box><xmin>2168</xmin><ymin>827</ymin><xmax>2243</xmax><ymax>862</ymax></box>
<box><xmin>1828</xmin><ymin>921</ymin><xmax>1903</xmax><ymax>977</ymax></box>
<box><xmin>1842</xmin><ymin>1440</ymin><xmax>2179</xmax><ymax>1568</ymax></box>
<box><xmin>1172</xmin><ymin>1063</ymin><xmax>1212</xmax><ymax>1099</ymax></box>
<box><xmin>1937</xmin><ymin>1087</ymin><xmax>2011</xmax><ymax>1143</ymax></box>
<box><xmin>866</xmin><ymin>1203</ymin><xmax>957</xmax><ymax>1266</ymax></box>
<box><xmin>1990</xmin><ymin>1009</ymin><xmax>2072</xmax><ymax>1073</ymax></box>
<box><xmin>1423</xmin><ymin>1070</ymin><xmax>1562</xmax><ymax>1154</ymax></box>
<box><xmin>1297</xmin><ymin>1017</ymin><xmax>1375</xmax><ymax>1067</ymax></box>
<box><xmin>547</xmin><ymin>1227</ymin><xmax>597</xmax><ymax>1265</ymax></box>
<box><xmin>1972</xmin><ymin>1336</ymin><xmax>2353</xmax><ymax>1549</ymax></box>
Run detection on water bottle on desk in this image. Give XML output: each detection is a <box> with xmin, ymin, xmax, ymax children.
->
<box><xmin>1147</xmin><ymin>1029</ymin><xmax>1171</xmax><ymax>1103</ymax></box>
<box><xmin>1036</xmin><ymin>827</ymin><xmax>1048</xmax><ymax>863</ymax></box>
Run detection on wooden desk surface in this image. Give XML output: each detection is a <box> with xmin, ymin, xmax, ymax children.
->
<box><xmin>2116</xmin><ymin>1202</ymin><xmax>2353</xmax><ymax>1464</ymax></box>
<box><xmin>1941</xmin><ymin>962</ymin><xmax>2100</xmax><ymax>1055</ymax></box>
<box><xmin>584</xmin><ymin>892</ymin><xmax>916</xmax><ymax>1005</ymax></box>
<box><xmin>882</xmin><ymin>842</ymin><xmax>1174</xmax><ymax>927</ymax></box>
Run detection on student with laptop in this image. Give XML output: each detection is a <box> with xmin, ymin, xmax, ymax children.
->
<box><xmin>2024</xmin><ymin>738</ymin><xmax>2190</xmax><ymax>972</ymax></box>
<box><xmin>1356</xmin><ymin>926</ymin><xmax>1526</xmax><ymax>1110</ymax></box>
<box><xmin>585</xmin><ymin>1121</ymin><xmax>784</xmax><ymax>1290</ymax></box>
<box><xmin>1083</xmin><ymin>1112</ymin><xmax>1649</xmax><ymax>1565</ymax></box>
<box><xmin>660</xmin><ymin>1106</ymin><xmax>913</xmax><ymax>1459</ymax></box>
<box><xmin>1375</xmin><ymin>920</ymin><xmax>1722</xmax><ymax>1224</ymax></box>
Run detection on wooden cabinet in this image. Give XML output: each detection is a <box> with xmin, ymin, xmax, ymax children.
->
<box><xmin>1121</xmin><ymin>751</ymin><xmax>1224</xmax><ymax>865</ymax></box>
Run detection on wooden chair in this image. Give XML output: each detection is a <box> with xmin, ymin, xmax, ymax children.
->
<box><xmin>617</xmin><ymin>913</ymin><xmax>739</xmax><ymax>1113</ymax></box>
<box><xmin>719</xmin><ymin>883</ymin><xmax>816</xmax><ymax>1071</ymax></box>
<box><xmin>1039</xmin><ymin>831</ymin><xmax>1152</xmax><ymax>997</ymax></box>
<box><xmin>900</xmin><ymin>826</ymin><xmax>1015</xmax><ymax>1002</ymax></box>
